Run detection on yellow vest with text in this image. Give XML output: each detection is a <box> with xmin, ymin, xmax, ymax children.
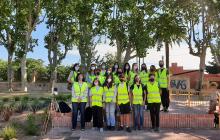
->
<box><xmin>104</xmin><ymin>86</ymin><xmax>115</xmax><ymax>103</ymax></box>
<box><xmin>132</xmin><ymin>84</ymin><xmax>143</xmax><ymax>105</ymax></box>
<box><xmin>117</xmin><ymin>83</ymin><xmax>129</xmax><ymax>104</ymax></box>
<box><xmin>72</xmin><ymin>82</ymin><xmax>88</xmax><ymax>102</ymax></box>
<box><xmin>147</xmin><ymin>82</ymin><xmax>161</xmax><ymax>103</ymax></box>
<box><xmin>91</xmin><ymin>86</ymin><xmax>103</xmax><ymax>107</ymax></box>
<box><xmin>158</xmin><ymin>69</ymin><xmax>168</xmax><ymax>88</ymax></box>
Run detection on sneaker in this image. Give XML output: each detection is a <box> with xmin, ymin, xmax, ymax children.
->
<box><xmin>81</xmin><ymin>128</ymin><xmax>85</xmax><ymax>131</ymax></box>
<box><xmin>138</xmin><ymin>126</ymin><xmax>143</xmax><ymax>130</ymax></box>
<box><xmin>133</xmin><ymin>127</ymin><xmax>137</xmax><ymax>131</ymax></box>
<box><xmin>117</xmin><ymin>126</ymin><xmax>123</xmax><ymax>131</ymax></box>
<box><xmin>154</xmin><ymin>127</ymin><xmax>160</xmax><ymax>133</ymax></box>
<box><xmin>100</xmin><ymin>128</ymin><xmax>104</xmax><ymax>132</ymax></box>
<box><xmin>150</xmin><ymin>128</ymin><xmax>155</xmax><ymax>132</ymax></box>
<box><xmin>92</xmin><ymin>127</ymin><xmax>97</xmax><ymax>130</ymax></box>
<box><xmin>71</xmin><ymin>128</ymin><xmax>75</xmax><ymax>131</ymax></box>
<box><xmin>126</xmin><ymin>127</ymin><xmax>132</xmax><ymax>133</ymax></box>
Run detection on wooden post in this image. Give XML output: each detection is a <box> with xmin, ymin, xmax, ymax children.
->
<box><xmin>188</xmin><ymin>91</ymin><xmax>191</xmax><ymax>107</ymax></box>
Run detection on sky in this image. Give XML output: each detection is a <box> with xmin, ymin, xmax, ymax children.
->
<box><xmin>0</xmin><ymin>21</ymin><xmax>213</xmax><ymax>70</ymax></box>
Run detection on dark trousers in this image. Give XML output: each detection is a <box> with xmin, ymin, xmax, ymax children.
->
<box><xmin>92</xmin><ymin>106</ymin><xmax>103</xmax><ymax>128</ymax></box>
<box><xmin>161</xmin><ymin>88</ymin><xmax>170</xmax><ymax>108</ymax></box>
<box><xmin>148</xmin><ymin>103</ymin><xmax>160</xmax><ymax>128</ymax></box>
<box><xmin>72</xmin><ymin>102</ymin><xmax>86</xmax><ymax>129</ymax></box>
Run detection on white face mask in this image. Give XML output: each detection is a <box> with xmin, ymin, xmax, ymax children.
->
<box><xmin>125</xmin><ymin>66</ymin><xmax>129</xmax><ymax>69</ymax></box>
<box><xmin>91</xmin><ymin>67</ymin><xmax>95</xmax><ymax>70</ymax></box>
<box><xmin>75</xmin><ymin>66</ymin><xmax>79</xmax><ymax>71</ymax></box>
<box><xmin>107</xmin><ymin>79</ymin><xmax>112</xmax><ymax>83</ymax></box>
<box><xmin>102</xmin><ymin>65</ymin><xmax>105</xmax><ymax>69</ymax></box>
<box><xmin>134</xmin><ymin>65</ymin><xmax>138</xmax><ymax>70</ymax></box>
<box><xmin>94</xmin><ymin>82</ymin><xmax>98</xmax><ymax>86</ymax></box>
<box><xmin>114</xmin><ymin>65</ymin><xmax>118</xmax><ymax>69</ymax></box>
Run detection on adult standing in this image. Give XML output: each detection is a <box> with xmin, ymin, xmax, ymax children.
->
<box><xmin>157</xmin><ymin>60</ymin><xmax>169</xmax><ymax>112</ymax></box>
<box><xmin>147</xmin><ymin>74</ymin><xmax>161</xmax><ymax>132</ymax></box>
<box><xmin>71</xmin><ymin>73</ymin><xmax>88</xmax><ymax>131</ymax></box>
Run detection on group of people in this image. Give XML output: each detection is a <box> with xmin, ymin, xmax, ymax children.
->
<box><xmin>67</xmin><ymin>60</ymin><xmax>169</xmax><ymax>133</ymax></box>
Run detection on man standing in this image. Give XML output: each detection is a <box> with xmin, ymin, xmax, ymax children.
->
<box><xmin>157</xmin><ymin>60</ymin><xmax>169</xmax><ymax>112</ymax></box>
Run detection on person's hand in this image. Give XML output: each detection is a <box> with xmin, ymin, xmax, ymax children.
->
<box><xmin>78</xmin><ymin>98</ymin><xmax>81</xmax><ymax>103</ymax></box>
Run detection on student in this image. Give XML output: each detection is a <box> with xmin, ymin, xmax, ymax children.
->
<box><xmin>129</xmin><ymin>63</ymin><xmax>139</xmax><ymax>87</ymax></box>
<box><xmin>90</xmin><ymin>78</ymin><xmax>104</xmax><ymax>132</ymax></box>
<box><xmin>103</xmin><ymin>74</ymin><xmax>117</xmax><ymax>130</ymax></box>
<box><xmin>146</xmin><ymin>74</ymin><xmax>161</xmax><ymax>132</ymax></box>
<box><xmin>157</xmin><ymin>60</ymin><xmax>169</xmax><ymax>112</ymax></box>
<box><xmin>96</xmin><ymin>66</ymin><xmax>106</xmax><ymax>86</ymax></box>
<box><xmin>123</xmin><ymin>62</ymin><xmax>131</xmax><ymax>84</ymax></box>
<box><xmin>71</xmin><ymin>73</ymin><xmax>88</xmax><ymax>131</ymax></box>
<box><xmin>149</xmin><ymin>65</ymin><xmax>158</xmax><ymax>82</ymax></box>
<box><xmin>86</xmin><ymin>64</ymin><xmax>97</xmax><ymax>88</ymax></box>
<box><xmin>117</xmin><ymin>74</ymin><xmax>132</xmax><ymax>133</ymax></box>
<box><xmin>130</xmin><ymin>75</ymin><xmax>146</xmax><ymax>130</ymax></box>
<box><xmin>139</xmin><ymin>63</ymin><xmax>149</xmax><ymax>86</ymax></box>
<box><xmin>67</xmin><ymin>63</ymin><xmax>80</xmax><ymax>84</ymax></box>
<box><xmin>112</xmin><ymin>62</ymin><xmax>119</xmax><ymax>75</ymax></box>
<box><xmin>114</xmin><ymin>68</ymin><xmax>123</xmax><ymax>86</ymax></box>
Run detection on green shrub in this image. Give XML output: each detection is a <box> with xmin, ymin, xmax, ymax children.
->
<box><xmin>24</xmin><ymin>114</ymin><xmax>39</xmax><ymax>135</ymax></box>
<box><xmin>14</xmin><ymin>96</ymin><xmax>20</xmax><ymax>102</ymax></box>
<box><xmin>22</xmin><ymin>96</ymin><xmax>29</xmax><ymax>101</ymax></box>
<box><xmin>2</xmin><ymin>98</ymin><xmax>9</xmax><ymax>102</ymax></box>
<box><xmin>29</xmin><ymin>99</ymin><xmax>40</xmax><ymax>113</ymax></box>
<box><xmin>14</xmin><ymin>100</ymin><xmax>28</xmax><ymax>113</ymax></box>
<box><xmin>0</xmin><ymin>125</ymin><xmax>17</xmax><ymax>140</ymax></box>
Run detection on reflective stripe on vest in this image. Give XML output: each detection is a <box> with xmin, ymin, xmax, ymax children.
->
<box><xmin>139</xmin><ymin>71</ymin><xmax>149</xmax><ymax>85</ymax></box>
<box><xmin>158</xmin><ymin>68</ymin><xmax>168</xmax><ymax>88</ymax></box>
<box><xmin>104</xmin><ymin>86</ymin><xmax>115</xmax><ymax>102</ymax></box>
<box><xmin>91</xmin><ymin>87</ymin><xmax>103</xmax><ymax>107</ymax></box>
<box><xmin>132</xmin><ymin>84</ymin><xmax>143</xmax><ymax>105</ymax></box>
<box><xmin>147</xmin><ymin>82</ymin><xmax>161</xmax><ymax>103</ymax></box>
<box><xmin>72</xmin><ymin>82</ymin><xmax>88</xmax><ymax>102</ymax></box>
<box><xmin>117</xmin><ymin>83</ymin><xmax>129</xmax><ymax>104</ymax></box>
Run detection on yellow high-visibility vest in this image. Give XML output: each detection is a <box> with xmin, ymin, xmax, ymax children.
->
<box><xmin>72</xmin><ymin>82</ymin><xmax>88</xmax><ymax>102</ymax></box>
<box><xmin>91</xmin><ymin>86</ymin><xmax>103</xmax><ymax>107</ymax></box>
<box><xmin>139</xmin><ymin>71</ymin><xmax>149</xmax><ymax>86</ymax></box>
<box><xmin>117</xmin><ymin>83</ymin><xmax>129</xmax><ymax>104</ymax></box>
<box><xmin>132</xmin><ymin>84</ymin><xmax>143</xmax><ymax>105</ymax></box>
<box><xmin>104</xmin><ymin>86</ymin><xmax>115</xmax><ymax>103</ymax></box>
<box><xmin>158</xmin><ymin>68</ymin><xmax>168</xmax><ymax>88</ymax></box>
<box><xmin>146</xmin><ymin>82</ymin><xmax>161</xmax><ymax>103</ymax></box>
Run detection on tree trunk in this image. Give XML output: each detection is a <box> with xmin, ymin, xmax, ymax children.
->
<box><xmin>7</xmin><ymin>54</ymin><xmax>13</xmax><ymax>92</ymax></box>
<box><xmin>21</xmin><ymin>32</ymin><xmax>31</xmax><ymax>92</ymax></box>
<box><xmin>21</xmin><ymin>54</ymin><xmax>27</xmax><ymax>92</ymax></box>
<box><xmin>116</xmin><ymin>39</ymin><xmax>122</xmax><ymax>65</ymax></box>
<box><xmin>165</xmin><ymin>42</ymin><xmax>170</xmax><ymax>70</ymax></box>
<box><xmin>197</xmin><ymin>47</ymin><xmax>207</xmax><ymax>91</ymax></box>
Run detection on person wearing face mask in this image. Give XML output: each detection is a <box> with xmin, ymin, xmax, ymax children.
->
<box><xmin>146</xmin><ymin>74</ymin><xmax>161</xmax><ymax>132</ymax></box>
<box><xmin>112</xmin><ymin>62</ymin><xmax>119</xmax><ymax>74</ymax></box>
<box><xmin>157</xmin><ymin>60</ymin><xmax>169</xmax><ymax>112</ymax></box>
<box><xmin>139</xmin><ymin>63</ymin><xmax>149</xmax><ymax>86</ymax></box>
<box><xmin>117</xmin><ymin>74</ymin><xmax>132</xmax><ymax>133</ymax></box>
<box><xmin>149</xmin><ymin>65</ymin><xmax>158</xmax><ymax>82</ymax></box>
<box><xmin>90</xmin><ymin>78</ymin><xmax>104</xmax><ymax>132</ymax></box>
<box><xmin>71</xmin><ymin>73</ymin><xmax>88</xmax><ymax>131</ymax></box>
<box><xmin>115</xmin><ymin>68</ymin><xmax>123</xmax><ymax>85</ymax></box>
<box><xmin>103</xmin><ymin>74</ymin><xmax>117</xmax><ymax>130</ymax></box>
<box><xmin>129</xmin><ymin>63</ymin><xmax>139</xmax><ymax>87</ymax></box>
<box><xmin>130</xmin><ymin>75</ymin><xmax>146</xmax><ymax>130</ymax></box>
<box><xmin>86</xmin><ymin>64</ymin><xmax>97</xmax><ymax>88</ymax></box>
<box><xmin>67</xmin><ymin>63</ymin><xmax>80</xmax><ymax>84</ymax></box>
<box><xmin>123</xmin><ymin>63</ymin><xmax>131</xmax><ymax>83</ymax></box>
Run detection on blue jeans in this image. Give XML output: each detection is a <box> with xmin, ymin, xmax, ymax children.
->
<box><xmin>72</xmin><ymin>102</ymin><xmax>86</xmax><ymax>129</ymax></box>
<box><xmin>133</xmin><ymin>104</ymin><xmax>144</xmax><ymax>128</ymax></box>
<box><xmin>105</xmin><ymin>102</ymin><xmax>116</xmax><ymax>126</ymax></box>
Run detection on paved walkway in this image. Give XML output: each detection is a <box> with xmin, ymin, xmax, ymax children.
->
<box><xmin>42</xmin><ymin>128</ymin><xmax>220</xmax><ymax>140</ymax></box>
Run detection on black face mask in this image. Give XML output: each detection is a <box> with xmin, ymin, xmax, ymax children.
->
<box><xmin>159</xmin><ymin>64</ymin><xmax>164</xmax><ymax>68</ymax></box>
<box><xmin>96</xmin><ymin>72</ymin><xmax>100</xmax><ymax>76</ymax></box>
<box><xmin>142</xmin><ymin>67</ymin><xmax>146</xmax><ymax>70</ymax></box>
<box><xmin>149</xmin><ymin>78</ymin><xmax>155</xmax><ymax>82</ymax></box>
<box><xmin>150</xmin><ymin>68</ymin><xmax>154</xmax><ymax>72</ymax></box>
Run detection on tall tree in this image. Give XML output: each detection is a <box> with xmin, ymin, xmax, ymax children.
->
<box><xmin>0</xmin><ymin>0</ymin><xmax>25</xmax><ymax>92</ymax></box>
<box><xmin>44</xmin><ymin>0</ymin><xmax>75</xmax><ymax>91</ymax></box>
<box><xmin>15</xmin><ymin>0</ymin><xmax>42</xmax><ymax>92</ymax></box>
